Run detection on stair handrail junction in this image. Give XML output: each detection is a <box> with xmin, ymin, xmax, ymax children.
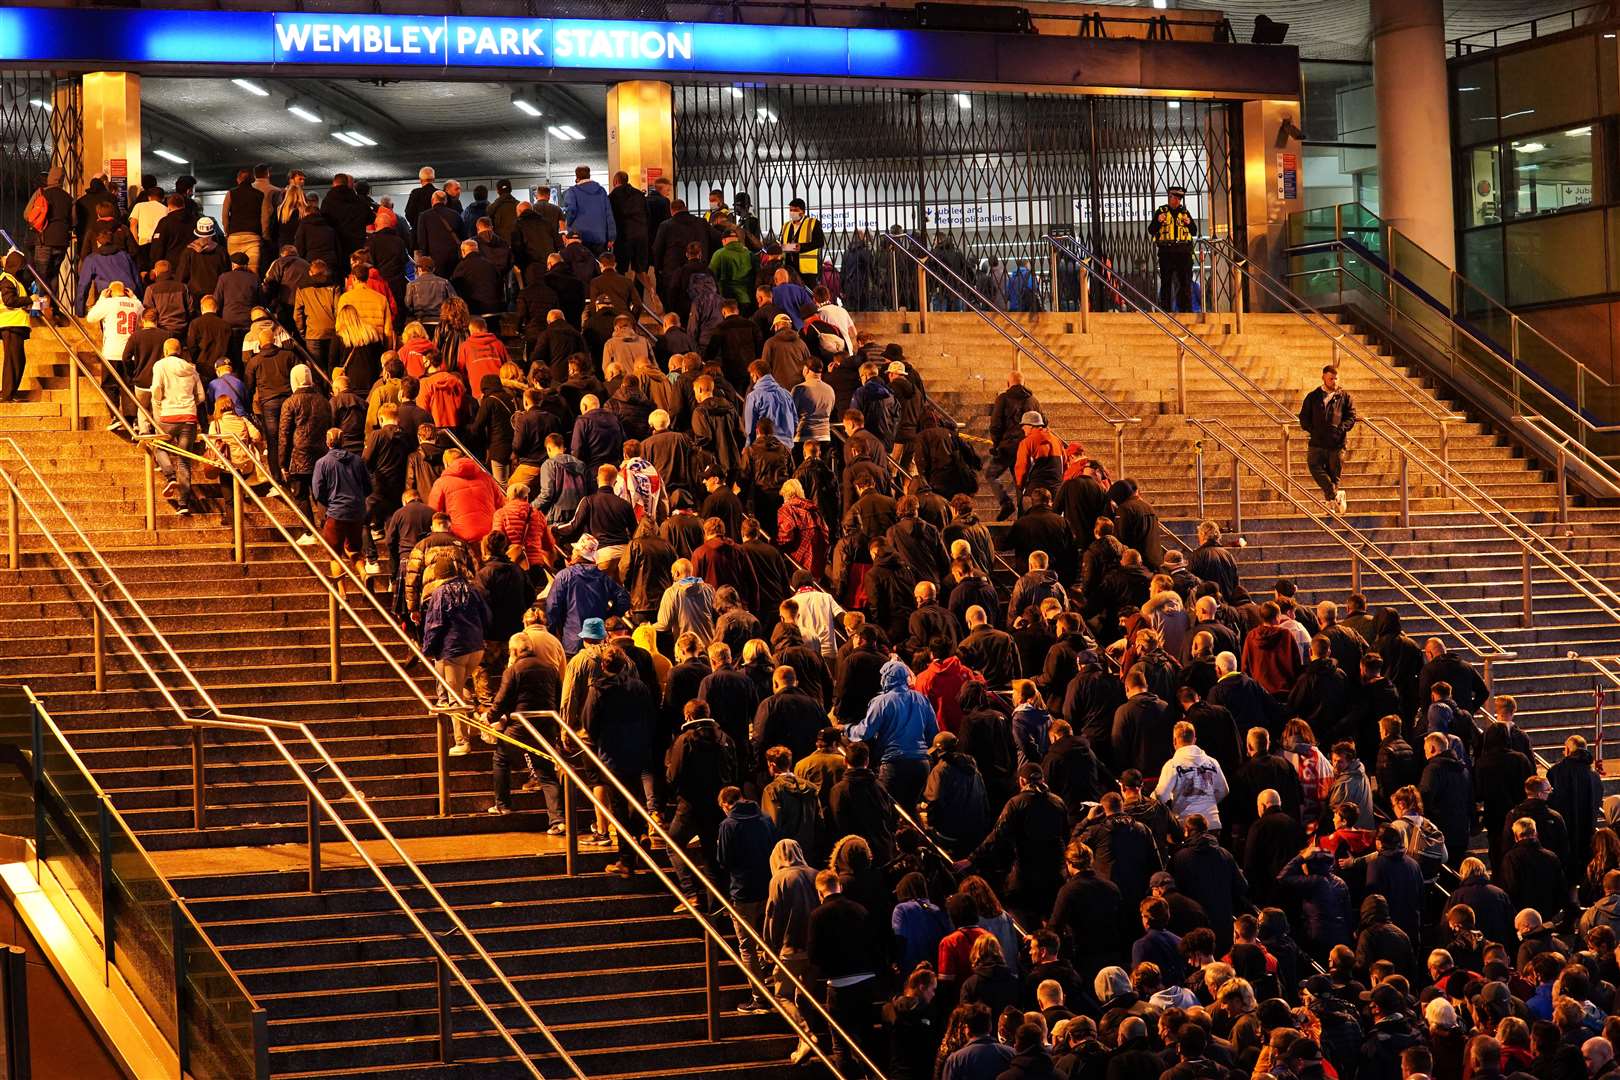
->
<box><xmin>1279</xmin><ymin>208</ymin><xmax>1620</xmax><ymax>496</ymax></box>
<box><xmin>1199</xmin><ymin>235</ymin><xmax>1464</xmax><ymax>446</ymax></box>
<box><xmin>881</xmin><ymin>231</ymin><xmax>1142</xmax><ymax>478</ymax></box>
<box><xmin>0</xmin><ymin>684</ymin><xmax>270</xmax><ymax>1079</ymax></box>
<box><xmin>0</xmin><ymin>444</ymin><xmax>589</xmax><ymax>1080</ymax></box>
<box><xmin>512</xmin><ymin>712</ymin><xmax>892</xmax><ymax>1080</ymax></box>
<box><xmin>1185</xmin><ymin>418</ymin><xmax>1516</xmax><ymax>672</ymax></box>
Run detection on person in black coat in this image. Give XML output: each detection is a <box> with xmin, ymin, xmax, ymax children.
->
<box><xmin>293</xmin><ymin>209</ymin><xmax>341</xmax><ymax>270</ymax></box>
<box><xmin>1109</xmin><ymin>480</ymin><xmax>1163</xmax><ymax>571</ymax></box>
<box><xmin>366</xmin><ymin>224</ymin><xmax>410</xmax><ymax>312</ymax></box>
<box><xmin>666</xmin><ymin>709</ymin><xmax>737</xmax><ymax>899</ymax></box>
<box><xmin>1348</xmin><ymin>654</ymin><xmax>1405</xmax><ymax>767</ymax></box>
<box><xmin>1007</xmin><ymin>490</ymin><xmax>1077</xmax><ymax>586</ymax></box>
<box><xmin>1497</xmin><ymin>818</ymin><xmax>1571</xmax><ymax>923</ymax></box>
<box><xmin>1547</xmin><ymin>734</ymin><xmax>1604</xmax><ymax>876</ymax></box>
<box><xmin>1354</xmin><ymin>893</ymin><xmax>1414</xmax><ymax>980</ymax></box>
<box><xmin>960</xmin><ymin>764</ymin><xmax>1068</xmax><ymax>929</ymax></box>
<box><xmin>450</xmin><ymin>242</ymin><xmax>503</xmax><ymax>316</ymax></box>
<box><xmin>750</xmin><ymin>666</ymin><xmax>827</xmax><ymax>766</ymax></box>
<box><xmin>1289</xmin><ymin>639</ymin><xmax>1353</xmax><ymax>745</ymax></box>
<box><xmin>1345</xmin><ymin>827</ymin><xmax>1425</xmax><ymax>944</ymax></box>
<box><xmin>1502</xmin><ymin>778</ymin><xmax>1571</xmax><ymax>871</ymax></box>
<box><xmin>1170</xmin><ymin>817</ymin><xmax>1250</xmax><ymax>952</ymax></box>
<box><xmin>1243</xmin><ymin>792</ymin><xmax>1307</xmax><ymax>907</ymax></box>
<box><xmin>417</xmin><ymin>194</ymin><xmax>465</xmax><ymax>275</ymax></box>
<box><xmin>1041</xmin><ymin>718</ymin><xmax>1107</xmax><ymax>819</ymax></box>
<box><xmin>1049</xmin><ymin>839</ymin><xmax>1125</xmax><ymax>974</ymax></box>
<box><xmin>1077</xmin><ymin>793</ymin><xmax>1161</xmax><ymax>913</ymax></box>
<box><xmin>651</xmin><ymin>202</ymin><xmax>716</xmax><ymax>311</ymax></box>
<box><xmin>483</xmin><ymin>638</ymin><xmax>562</xmax><ymax>815</ymax></box>
<box><xmin>828</xmin><ymin>743</ymin><xmax>895</xmax><ymax>863</ymax></box>
<box><xmin>580</xmin><ymin>647</ymin><xmax>657</xmax><ymax>870</ymax></box>
<box><xmin>1475</xmin><ymin>723</ymin><xmax>1535</xmax><ymax>866</ymax></box>
<box><xmin>958</xmin><ymin>683</ymin><xmax>1018</xmax><ymax>811</ymax></box>
<box><xmin>1111</xmin><ymin>668</ymin><xmax>1174</xmax><ymax>778</ymax></box>
<box><xmin>322</xmin><ymin>175</ymin><xmax>373</xmax><ymax>268</ymax></box>
<box><xmin>1418</xmin><ymin>734</ymin><xmax>1472</xmax><ymax>869</ymax></box>
<box><xmin>1416</xmin><ymin>639</ymin><xmax>1489</xmax><ymax>715</ymax></box>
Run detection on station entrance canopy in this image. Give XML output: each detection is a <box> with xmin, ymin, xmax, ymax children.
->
<box><xmin>0</xmin><ymin>6</ymin><xmax>1297</xmax><ymax>98</ymax></box>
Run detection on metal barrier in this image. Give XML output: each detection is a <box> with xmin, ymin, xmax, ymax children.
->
<box><xmin>0</xmin><ymin>447</ymin><xmax>587</xmax><ymax>1080</ymax></box>
<box><xmin>512</xmin><ymin>712</ymin><xmax>889</xmax><ymax>1080</ymax></box>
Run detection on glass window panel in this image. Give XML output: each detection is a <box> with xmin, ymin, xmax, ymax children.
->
<box><xmin>1505</xmin><ymin>209</ymin><xmax>1607</xmax><ymax>305</ymax></box>
<box><xmin>1454</xmin><ymin>60</ymin><xmax>1498</xmax><ymax>146</ymax></box>
<box><xmin>1602</xmin><ymin>32</ymin><xmax>1619</xmax><ymax>115</ymax></box>
<box><xmin>1498</xmin><ymin>38</ymin><xmax>1598</xmax><ymax>138</ymax></box>
<box><xmin>1462</xmin><ymin>146</ymin><xmax>1503</xmax><ymax>226</ymax></box>
<box><xmin>1506</xmin><ymin>127</ymin><xmax>1595</xmax><ymax>219</ymax></box>
<box><xmin>1460</xmin><ymin>227</ymin><xmax>1507</xmax><ymax>310</ymax></box>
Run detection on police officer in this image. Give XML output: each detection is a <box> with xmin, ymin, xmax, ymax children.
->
<box><xmin>1149</xmin><ymin>185</ymin><xmax>1197</xmax><ymax>313</ymax></box>
<box><xmin>0</xmin><ymin>251</ymin><xmax>32</xmax><ymax>402</ymax></box>
<box><xmin>780</xmin><ymin>198</ymin><xmax>824</xmax><ymax>283</ymax></box>
<box><xmin>702</xmin><ymin>188</ymin><xmax>730</xmax><ymax>224</ymax></box>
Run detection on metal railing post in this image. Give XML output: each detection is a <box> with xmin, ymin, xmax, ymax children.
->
<box><xmin>232</xmin><ymin>478</ymin><xmax>245</xmax><ymax>564</ymax></box>
<box><xmin>436</xmin><ymin>714</ymin><xmax>451</xmax><ymax>817</ymax></box>
<box><xmin>307</xmin><ymin>790</ymin><xmax>322</xmax><ymax>894</ymax></box>
<box><xmin>98</xmin><ymin>799</ymin><xmax>114</xmax><ymax>979</ymax></box>
<box><xmin>437</xmin><ymin>956</ymin><xmax>455</xmax><ymax>1062</ymax></box>
<box><xmin>1557</xmin><ymin>445</ymin><xmax>1569</xmax><ymax>527</ymax></box>
<box><xmin>1280</xmin><ymin>427</ymin><xmax>1294</xmax><ymax>497</ymax></box>
<box><xmin>328</xmin><ymin>590</ymin><xmax>342</xmax><ymax>683</ymax></box>
<box><xmin>30</xmin><ymin>703</ymin><xmax>43</xmax><ymax>880</ymax></box>
<box><xmin>1232</xmin><ymin>261</ymin><xmax>1244</xmax><ymax>334</ymax></box>
<box><xmin>916</xmin><ymin>264</ymin><xmax>929</xmax><ymax>333</ymax></box>
<box><xmin>1482</xmin><ymin>657</ymin><xmax>1494</xmax><ymax>693</ymax></box>
<box><xmin>253</xmin><ymin>1009</ymin><xmax>270</xmax><ymax>1080</ymax></box>
<box><xmin>1398</xmin><ymin>456</ymin><xmax>1411</xmax><ymax>529</ymax></box>
<box><xmin>1230</xmin><ymin>451</ymin><xmax>1243</xmax><ymax>534</ymax></box>
<box><xmin>888</xmin><ymin>246</ymin><xmax>899</xmax><ymax>312</ymax></box>
<box><xmin>69</xmin><ymin>360</ymin><xmax>80</xmax><ymax>431</ymax></box>
<box><xmin>1082</xmin><ymin>262</ymin><xmax>1095</xmax><ymax>333</ymax></box>
<box><xmin>191</xmin><ymin>726</ymin><xmax>206</xmax><ymax>830</ymax></box>
<box><xmin>143</xmin><ymin>450</ymin><xmax>156</xmax><ymax>533</ymax></box>
<box><xmin>1176</xmin><ymin>343</ymin><xmax>1187</xmax><ymax>413</ymax></box>
<box><xmin>7</xmin><ymin>487</ymin><xmax>18</xmax><ymax>570</ymax></box>
<box><xmin>703</xmin><ymin>932</ymin><xmax>721</xmax><ymax>1042</ymax></box>
<box><xmin>1350</xmin><ymin>549</ymin><xmax>1362</xmax><ymax>593</ymax></box>
<box><xmin>1048</xmin><ymin>246</ymin><xmax>1062</xmax><ymax>314</ymax></box>
<box><xmin>92</xmin><ymin>606</ymin><xmax>105</xmax><ymax>692</ymax></box>
<box><xmin>563</xmin><ymin>772</ymin><xmax>577</xmax><ymax>877</ymax></box>
<box><xmin>1195</xmin><ymin>441</ymin><xmax>1206</xmax><ymax>521</ymax></box>
<box><xmin>1522</xmin><ymin>549</ymin><xmax>1534</xmax><ymax>626</ymax></box>
<box><xmin>1114</xmin><ymin>424</ymin><xmax>1126</xmax><ymax>479</ymax></box>
<box><xmin>172</xmin><ymin>901</ymin><xmax>191</xmax><ymax>1077</ymax></box>
<box><xmin>1438</xmin><ymin>419</ymin><xmax>1450</xmax><ymax>466</ymax></box>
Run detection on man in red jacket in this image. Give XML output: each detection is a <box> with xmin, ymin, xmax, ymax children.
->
<box><xmin>428</xmin><ymin>447</ymin><xmax>505</xmax><ymax>545</ymax></box>
<box><xmin>1241</xmin><ymin>601</ymin><xmax>1303</xmax><ymax>696</ymax></box>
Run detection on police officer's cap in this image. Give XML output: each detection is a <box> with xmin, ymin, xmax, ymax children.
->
<box><xmin>1167</xmin><ymin>186</ymin><xmax>1187</xmax><ymax>198</ymax></box>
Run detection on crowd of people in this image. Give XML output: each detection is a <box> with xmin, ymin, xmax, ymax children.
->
<box><xmin>20</xmin><ymin>162</ymin><xmax>1620</xmax><ymax>1080</ymax></box>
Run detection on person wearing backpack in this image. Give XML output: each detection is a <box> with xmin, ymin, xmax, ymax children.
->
<box><xmin>25</xmin><ymin>168</ymin><xmax>74</xmax><ymax>301</ymax></box>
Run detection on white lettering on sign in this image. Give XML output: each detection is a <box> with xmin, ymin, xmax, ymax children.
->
<box><xmin>453</xmin><ymin>23</ymin><xmax>545</xmax><ymax>57</ymax></box>
<box><xmin>552</xmin><ymin>27</ymin><xmax>693</xmax><ymax>62</ymax></box>
<box><xmin>276</xmin><ymin>19</ymin><xmax>447</xmax><ymax>56</ymax></box>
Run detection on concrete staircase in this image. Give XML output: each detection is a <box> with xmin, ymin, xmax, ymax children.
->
<box><xmin>862</xmin><ymin>309</ymin><xmax>1620</xmax><ymax>763</ymax></box>
<box><xmin>0</xmin><ymin>333</ymin><xmax>804</xmax><ymax>1078</ymax></box>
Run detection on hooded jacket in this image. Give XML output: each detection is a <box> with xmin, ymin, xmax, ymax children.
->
<box><xmin>923</xmin><ymin>753</ymin><xmax>991</xmax><ymax>854</ymax></box>
<box><xmin>763</xmin><ymin>839</ymin><xmax>819</xmax><ymax>953</ymax></box>
<box><xmin>76</xmin><ymin>243</ymin><xmax>141</xmax><ymax>313</ymax></box>
<box><xmin>848</xmin><ymin>660</ymin><xmax>939</xmax><ymax>765</ymax></box>
<box><xmin>420</xmin><ymin>576</ymin><xmax>491</xmax><ymax>663</ymax></box>
<box><xmin>177</xmin><ymin>235</ymin><xmax>229</xmax><ymax>299</ymax></box>
<box><xmin>761</xmin><ymin>772</ymin><xmax>821</xmax><ymax>856</ymax></box>
<box><xmin>562</xmin><ymin>179</ymin><xmax>616</xmax><ymax>247</ymax></box>
<box><xmin>1278</xmin><ymin>852</ymin><xmax>1353</xmax><ymax>949</ymax></box>
<box><xmin>1354</xmin><ymin>894</ymin><xmax>1414</xmax><ymax>979</ymax></box>
<box><xmin>427</xmin><ymin>455</ymin><xmax>506</xmax><ymax>543</ymax></box>
<box><xmin>1155</xmin><ymin>743</ymin><xmax>1230</xmax><ymax>829</ymax></box>
<box><xmin>582</xmin><ymin>660</ymin><xmax>656</xmax><ymax>775</ymax></box>
<box><xmin>1243</xmin><ymin>623</ymin><xmax>1303</xmax><ymax>694</ymax></box>
<box><xmin>310</xmin><ymin>446</ymin><xmax>371</xmax><ymax>522</ymax></box>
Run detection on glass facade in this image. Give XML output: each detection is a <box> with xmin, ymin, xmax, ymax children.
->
<box><xmin>1452</xmin><ymin>30</ymin><xmax>1617</xmax><ymax>305</ymax></box>
<box><xmin>1301</xmin><ymin>61</ymin><xmax>1377</xmax><ymax>213</ymax></box>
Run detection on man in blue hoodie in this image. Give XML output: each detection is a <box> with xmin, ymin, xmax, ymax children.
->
<box><xmin>310</xmin><ymin>426</ymin><xmax>372</xmax><ymax>569</ymax></box>
<box><xmin>715</xmin><ymin>784</ymin><xmax>779</xmax><ymax>1014</ymax></box>
<box><xmin>741</xmin><ymin>360</ymin><xmax>797</xmax><ymax>446</ymax></box>
<box><xmin>845</xmin><ymin>659</ymin><xmax>938</xmax><ymax>810</ymax></box>
<box><xmin>562</xmin><ymin>166</ymin><xmax>615</xmax><ymax>253</ymax></box>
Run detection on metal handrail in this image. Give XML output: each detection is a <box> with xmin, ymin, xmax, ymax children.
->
<box><xmin>6</xmin><ymin>685</ymin><xmax>269</xmax><ymax>1078</ymax></box>
<box><xmin>882</xmin><ymin>232</ymin><xmax>1141</xmax><ymax>478</ymax></box>
<box><xmin>513</xmin><ymin>712</ymin><xmax>890</xmax><ymax>1080</ymax></box>
<box><xmin>1447</xmin><ymin>1</ymin><xmax>1608</xmax><ymax>54</ymax></box>
<box><xmin>1200</xmin><ymin>235</ymin><xmax>1462</xmax><ymax>436</ymax></box>
<box><xmin>1568</xmin><ymin>652</ymin><xmax>1619</xmax><ymax>770</ymax></box>
<box><xmin>0</xmin><ymin>450</ymin><xmax>585</xmax><ymax>1079</ymax></box>
<box><xmin>1358</xmin><ymin>417</ymin><xmax>1620</xmax><ymax>624</ymax></box>
<box><xmin>1186</xmin><ymin>417</ymin><xmax>1515</xmax><ymax>667</ymax></box>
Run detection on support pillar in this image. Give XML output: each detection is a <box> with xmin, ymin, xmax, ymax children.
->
<box><xmin>1240</xmin><ymin>98</ymin><xmax>1304</xmax><ymax>294</ymax></box>
<box><xmin>1372</xmin><ymin>0</ymin><xmax>1455</xmax><ymax>267</ymax></box>
<box><xmin>606</xmin><ymin>81</ymin><xmax>673</xmax><ymax>189</ymax></box>
<box><xmin>80</xmin><ymin>72</ymin><xmax>141</xmax><ymax>214</ymax></box>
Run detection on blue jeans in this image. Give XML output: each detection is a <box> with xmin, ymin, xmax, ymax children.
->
<box><xmin>878</xmin><ymin>758</ymin><xmax>928</xmax><ymax>814</ymax></box>
<box><xmin>152</xmin><ymin>421</ymin><xmax>198</xmax><ymax>504</ymax></box>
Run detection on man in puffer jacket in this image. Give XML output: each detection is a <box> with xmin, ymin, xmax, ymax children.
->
<box><xmin>845</xmin><ymin>658</ymin><xmax>939</xmax><ymax>810</ymax></box>
<box><xmin>277</xmin><ymin>364</ymin><xmax>333</xmax><ymax>529</ymax></box>
<box><xmin>1154</xmin><ymin>721</ymin><xmax>1230</xmax><ymax>829</ymax></box>
<box><xmin>427</xmin><ymin>447</ymin><xmax>505</xmax><ymax>545</ymax></box>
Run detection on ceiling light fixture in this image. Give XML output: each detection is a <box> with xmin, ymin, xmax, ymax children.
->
<box><xmin>1168</xmin><ymin>101</ymin><xmax>1182</xmax><ymax>110</ymax></box>
<box><xmin>1513</xmin><ymin>141</ymin><xmax>1545</xmax><ymax>153</ymax></box>
<box><xmin>331</xmin><ymin>131</ymin><xmax>363</xmax><ymax>147</ymax></box>
<box><xmin>1566</xmin><ymin>126</ymin><xmax>1592</xmax><ymax>137</ymax></box>
<box><xmin>344</xmin><ymin>130</ymin><xmax>377</xmax><ymax>146</ymax></box>
<box><xmin>727</xmin><ymin>86</ymin><xmax>744</xmax><ymax>98</ymax></box>
<box><xmin>757</xmin><ymin>106</ymin><xmax>778</xmax><ymax>123</ymax></box>
<box><xmin>28</xmin><ymin>98</ymin><xmax>51</xmax><ymax>112</ymax></box>
<box><xmin>153</xmin><ymin>148</ymin><xmax>189</xmax><ymax>164</ymax></box>
<box><xmin>286</xmin><ymin>100</ymin><xmax>322</xmax><ymax>124</ymax></box>
<box><xmin>547</xmin><ymin>125</ymin><xmax>580</xmax><ymax>141</ymax></box>
<box><xmin>231</xmin><ymin>78</ymin><xmax>269</xmax><ymax>97</ymax></box>
<box><xmin>513</xmin><ymin>98</ymin><xmax>542</xmax><ymax>117</ymax></box>
<box><xmin>558</xmin><ymin>124</ymin><xmax>585</xmax><ymax>140</ymax></box>
<box><xmin>955</xmin><ymin>93</ymin><xmax>972</xmax><ymax>109</ymax></box>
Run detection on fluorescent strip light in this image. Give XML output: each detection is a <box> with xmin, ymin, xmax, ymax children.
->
<box><xmin>344</xmin><ymin>130</ymin><xmax>377</xmax><ymax>146</ymax></box>
<box><xmin>558</xmin><ymin>125</ymin><xmax>585</xmax><ymax>140</ymax></box>
<box><xmin>513</xmin><ymin>98</ymin><xmax>542</xmax><ymax>117</ymax></box>
<box><xmin>231</xmin><ymin>78</ymin><xmax>269</xmax><ymax>97</ymax></box>
<box><xmin>1565</xmin><ymin>127</ymin><xmax>1592</xmax><ymax>137</ymax></box>
<box><xmin>757</xmin><ymin>107</ymin><xmax>778</xmax><ymax>123</ymax></box>
<box><xmin>727</xmin><ymin>86</ymin><xmax>744</xmax><ymax>98</ymax></box>
<box><xmin>1168</xmin><ymin>101</ymin><xmax>1182</xmax><ymax>110</ymax></box>
<box><xmin>153</xmin><ymin>149</ymin><xmax>188</xmax><ymax>164</ymax></box>
<box><xmin>28</xmin><ymin>98</ymin><xmax>51</xmax><ymax>112</ymax></box>
<box><xmin>955</xmin><ymin>93</ymin><xmax>972</xmax><ymax>109</ymax></box>
<box><xmin>1512</xmin><ymin>141</ymin><xmax>1545</xmax><ymax>153</ymax></box>
<box><xmin>331</xmin><ymin>131</ymin><xmax>363</xmax><ymax>147</ymax></box>
<box><xmin>287</xmin><ymin>104</ymin><xmax>322</xmax><ymax>124</ymax></box>
<box><xmin>547</xmin><ymin>125</ymin><xmax>576</xmax><ymax>140</ymax></box>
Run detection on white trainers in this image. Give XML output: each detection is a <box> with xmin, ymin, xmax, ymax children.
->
<box><xmin>362</xmin><ymin>560</ymin><xmax>382</xmax><ymax>575</ymax></box>
<box><xmin>1335</xmin><ymin>489</ymin><xmax>1348</xmax><ymax>514</ymax></box>
<box><xmin>790</xmin><ymin>1040</ymin><xmax>814</xmax><ymax>1065</ymax></box>
<box><xmin>447</xmin><ymin>742</ymin><xmax>471</xmax><ymax>757</ymax></box>
<box><xmin>294</xmin><ymin>533</ymin><xmax>318</xmax><ymax>547</ymax></box>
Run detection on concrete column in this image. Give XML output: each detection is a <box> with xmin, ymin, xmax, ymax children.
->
<box><xmin>1240</xmin><ymin>98</ymin><xmax>1305</xmax><ymax>289</ymax></box>
<box><xmin>81</xmin><ymin>72</ymin><xmax>142</xmax><ymax>214</ymax></box>
<box><xmin>1372</xmin><ymin>0</ymin><xmax>1455</xmax><ymax>267</ymax></box>
<box><xmin>606</xmin><ymin>81</ymin><xmax>673</xmax><ymax>188</ymax></box>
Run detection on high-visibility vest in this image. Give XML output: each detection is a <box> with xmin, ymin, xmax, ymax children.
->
<box><xmin>781</xmin><ymin>216</ymin><xmax>821</xmax><ymax>276</ymax></box>
<box><xmin>0</xmin><ymin>273</ymin><xmax>30</xmax><ymax>329</ymax></box>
